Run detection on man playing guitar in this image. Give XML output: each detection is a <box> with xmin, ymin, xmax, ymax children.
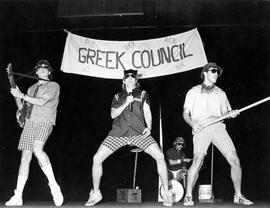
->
<box><xmin>5</xmin><ymin>60</ymin><xmax>63</xmax><ymax>207</ymax></box>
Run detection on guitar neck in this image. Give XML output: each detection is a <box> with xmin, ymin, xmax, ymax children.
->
<box><xmin>6</xmin><ymin>63</ymin><xmax>16</xmax><ymax>88</ymax></box>
<box><xmin>6</xmin><ymin>63</ymin><xmax>22</xmax><ymax>106</ymax></box>
<box><xmin>9</xmin><ymin>76</ymin><xmax>16</xmax><ymax>88</ymax></box>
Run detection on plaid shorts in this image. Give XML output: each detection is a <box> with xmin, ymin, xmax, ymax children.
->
<box><xmin>102</xmin><ymin>134</ymin><xmax>157</xmax><ymax>152</ymax></box>
<box><xmin>193</xmin><ymin>122</ymin><xmax>236</xmax><ymax>155</ymax></box>
<box><xmin>18</xmin><ymin>120</ymin><xmax>53</xmax><ymax>151</ymax></box>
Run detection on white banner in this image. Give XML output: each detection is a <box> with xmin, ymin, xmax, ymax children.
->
<box><xmin>61</xmin><ymin>28</ymin><xmax>207</xmax><ymax>79</ymax></box>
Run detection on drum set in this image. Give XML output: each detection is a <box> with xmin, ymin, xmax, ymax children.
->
<box><xmin>160</xmin><ymin>168</ymin><xmax>188</xmax><ymax>202</ymax></box>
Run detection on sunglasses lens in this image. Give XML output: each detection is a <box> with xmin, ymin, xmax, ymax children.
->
<box><xmin>38</xmin><ymin>65</ymin><xmax>48</xmax><ymax>69</ymax></box>
<box><xmin>209</xmin><ymin>69</ymin><xmax>220</xmax><ymax>75</ymax></box>
<box><xmin>124</xmin><ymin>74</ymin><xmax>135</xmax><ymax>79</ymax></box>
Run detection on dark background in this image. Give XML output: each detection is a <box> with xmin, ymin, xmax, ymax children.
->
<box><xmin>0</xmin><ymin>0</ymin><xmax>270</xmax><ymax>203</ymax></box>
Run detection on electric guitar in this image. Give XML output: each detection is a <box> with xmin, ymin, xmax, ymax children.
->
<box><xmin>6</xmin><ymin>63</ymin><xmax>29</xmax><ymax>128</ymax></box>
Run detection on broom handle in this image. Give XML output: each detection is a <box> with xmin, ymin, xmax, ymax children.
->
<box><xmin>203</xmin><ymin>96</ymin><xmax>270</xmax><ymax>128</ymax></box>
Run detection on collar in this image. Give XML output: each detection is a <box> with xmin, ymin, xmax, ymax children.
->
<box><xmin>201</xmin><ymin>83</ymin><xmax>215</xmax><ymax>94</ymax></box>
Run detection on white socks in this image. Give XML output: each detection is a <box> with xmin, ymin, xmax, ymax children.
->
<box><xmin>13</xmin><ymin>164</ymin><xmax>57</xmax><ymax>196</ymax></box>
<box><xmin>15</xmin><ymin>175</ymin><xmax>28</xmax><ymax>196</ymax></box>
<box><xmin>41</xmin><ymin>164</ymin><xmax>57</xmax><ymax>185</ymax></box>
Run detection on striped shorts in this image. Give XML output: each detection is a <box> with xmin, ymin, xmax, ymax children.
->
<box><xmin>193</xmin><ymin>122</ymin><xmax>236</xmax><ymax>155</ymax></box>
<box><xmin>18</xmin><ymin>120</ymin><xmax>53</xmax><ymax>151</ymax></box>
<box><xmin>102</xmin><ymin>134</ymin><xmax>157</xmax><ymax>152</ymax></box>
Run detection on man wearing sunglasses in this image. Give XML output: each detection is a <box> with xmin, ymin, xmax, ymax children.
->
<box><xmin>85</xmin><ymin>69</ymin><xmax>173</xmax><ymax>206</ymax></box>
<box><xmin>166</xmin><ymin>137</ymin><xmax>192</xmax><ymax>187</ymax></box>
<box><xmin>6</xmin><ymin>60</ymin><xmax>63</xmax><ymax>206</ymax></box>
<box><xmin>182</xmin><ymin>62</ymin><xmax>253</xmax><ymax>206</ymax></box>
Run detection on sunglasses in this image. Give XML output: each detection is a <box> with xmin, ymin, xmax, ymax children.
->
<box><xmin>124</xmin><ymin>74</ymin><xmax>136</xmax><ymax>79</ymax></box>
<box><xmin>208</xmin><ymin>69</ymin><xmax>221</xmax><ymax>75</ymax></box>
<box><xmin>37</xmin><ymin>64</ymin><xmax>49</xmax><ymax>69</ymax></box>
<box><xmin>176</xmin><ymin>143</ymin><xmax>184</xmax><ymax>146</ymax></box>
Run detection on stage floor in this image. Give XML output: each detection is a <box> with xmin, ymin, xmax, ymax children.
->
<box><xmin>0</xmin><ymin>201</ymin><xmax>269</xmax><ymax>207</ymax></box>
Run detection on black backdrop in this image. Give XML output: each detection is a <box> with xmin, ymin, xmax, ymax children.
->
<box><xmin>1</xmin><ymin>25</ymin><xmax>270</xmax><ymax>202</ymax></box>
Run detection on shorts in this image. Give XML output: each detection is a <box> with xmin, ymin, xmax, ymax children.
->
<box><xmin>18</xmin><ymin>120</ymin><xmax>53</xmax><ymax>151</ymax></box>
<box><xmin>193</xmin><ymin>122</ymin><xmax>236</xmax><ymax>155</ymax></box>
<box><xmin>101</xmin><ymin>134</ymin><xmax>157</xmax><ymax>152</ymax></box>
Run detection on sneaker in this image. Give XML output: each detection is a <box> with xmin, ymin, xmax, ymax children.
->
<box><xmin>234</xmin><ymin>194</ymin><xmax>253</xmax><ymax>205</ymax></box>
<box><xmin>162</xmin><ymin>190</ymin><xmax>173</xmax><ymax>206</ymax></box>
<box><xmin>85</xmin><ymin>189</ymin><xmax>103</xmax><ymax>206</ymax></box>
<box><xmin>49</xmin><ymin>183</ymin><xmax>64</xmax><ymax>206</ymax></box>
<box><xmin>5</xmin><ymin>190</ymin><xmax>23</xmax><ymax>206</ymax></box>
<box><xmin>183</xmin><ymin>196</ymin><xmax>194</xmax><ymax>206</ymax></box>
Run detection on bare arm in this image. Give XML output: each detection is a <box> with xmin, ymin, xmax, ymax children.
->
<box><xmin>168</xmin><ymin>159</ymin><xmax>182</xmax><ymax>165</ymax></box>
<box><xmin>183</xmin><ymin>107</ymin><xmax>193</xmax><ymax>128</ymax></box>
<box><xmin>111</xmin><ymin>102</ymin><xmax>129</xmax><ymax>119</ymax></box>
<box><xmin>23</xmin><ymin>94</ymin><xmax>51</xmax><ymax>106</ymax></box>
<box><xmin>142</xmin><ymin>102</ymin><xmax>152</xmax><ymax>136</ymax></box>
<box><xmin>11</xmin><ymin>87</ymin><xmax>52</xmax><ymax>106</ymax></box>
<box><xmin>110</xmin><ymin>94</ymin><xmax>134</xmax><ymax>119</ymax></box>
<box><xmin>183</xmin><ymin>107</ymin><xmax>204</xmax><ymax>134</ymax></box>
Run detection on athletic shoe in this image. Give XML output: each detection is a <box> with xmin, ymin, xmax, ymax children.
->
<box><xmin>183</xmin><ymin>196</ymin><xmax>194</xmax><ymax>206</ymax></box>
<box><xmin>85</xmin><ymin>189</ymin><xmax>103</xmax><ymax>206</ymax></box>
<box><xmin>5</xmin><ymin>190</ymin><xmax>23</xmax><ymax>206</ymax></box>
<box><xmin>162</xmin><ymin>190</ymin><xmax>173</xmax><ymax>206</ymax></box>
<box><xmin>49</xmin><ymin>183</ymin><xmax>64</xmax><ymax>206</ymax></box>
<box><xmin>234</xmin><ymin>195</ymin><xmax>253</xmax><ymax>205</ymax></box>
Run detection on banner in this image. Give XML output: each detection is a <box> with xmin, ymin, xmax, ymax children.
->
<box><xmin>61</xmin><ymin>28</ymin><xmax>207</xmax><ymax>79</ymax></box>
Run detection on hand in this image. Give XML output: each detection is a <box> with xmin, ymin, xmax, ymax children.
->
<box><xmin>183</xmin><ymin>158</ymin><xmax>192</xmax><ymax>163</ymax></box>
<box><xmin>229</xmin><ymin>110</ymin><xmax>240</xmax><ymax>118</ymax></box>
<box><xmin>11</xmin><ymin>86</ymin><xmax>24</xmax><ymax>99</ymax></box>
<box><xmin>15</xmin><ymin>97</ymin><xmax>23</xmax><ymax>109</ymax></box>
<box><xmin>142</xmin><ymin>127</ymin><xmax>151</xmax><ymax>138</ymax></box>
<box><xmin>192</xmin><ymin>122</ymin><xmax>204</xmax><ymax>134</ymax></box>
<box><xmin>126</xmin><ymin>94</ymin><xmax>134</xmax><ymax>106</ymax></box>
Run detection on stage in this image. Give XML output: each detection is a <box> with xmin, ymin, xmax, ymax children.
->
<box><xmin>0</xmin><ymin>201</ymin><xmax>269</xmax><ymax>207</ymax></box>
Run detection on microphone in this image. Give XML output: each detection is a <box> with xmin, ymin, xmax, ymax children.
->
<box><xmin>128</xmin><ymin>91</ymin><xmax>133</xmax><ymax>111</ymax></box>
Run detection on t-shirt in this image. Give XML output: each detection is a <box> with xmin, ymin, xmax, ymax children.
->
<box><xmin>27</xmin><ymin>81</ymin><xmax>60</xmax><ymax>125</ymax></box>
<box><xmin>183</xmin><ymin>84</ymin><xmax>231</xmax><ymax>122</ymax></box>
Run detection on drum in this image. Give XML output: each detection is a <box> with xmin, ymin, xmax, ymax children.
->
<box><xmin>160</xmin><ymin>179</ymin><xmax>184</xmax><ymax>202</ymax></box>
<box><xmin>168</xmin><ymin>169</ymin><xmax>187</xmax><ymax>188</ymax></box>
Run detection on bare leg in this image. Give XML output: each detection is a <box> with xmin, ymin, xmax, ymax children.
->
<box><xmin>224</xmin><ymin>150</ymin><xmax>242</xmax><ymax>196</ymax></box>
<box><xmin>18</xmin><ymin>150</ymin><xmax>33</xmax><ymax>177</ymax></box>
<box><xmin>92</xmin><ymin>145</ymin><xmax>113</xmax><ymax>192</ymax></box>
<box><xmin>33</xmin><ymin>140</ymin><xmax>50</xmax><ymax>167</ymax></box>
<box><xmin>5</xmin><ymin>150</ymin><xmax>32</xmax><ymax>206</ymax></box>
<box><xmin>145</xmin><ymin>143</ymin><xmax>169</xmax><ymax>192</ymax></box>
<box><xmin>33</xmin><ymin>140</ymin><xmax>57</xmax><ymax>184</ymax></box>
<box><xmin>33</xmin><ymin>140</ymin><xmax>64</xmax><ymax>206</ymax></box>
<box><xmin>185</xmin><ymin>153</ymin><xmax>205</xmax><ymax>197</ymax></box>
<box><xmin>16</xmin><ymin>150</ymin><xmax>33</xmax><ymax>193</ymax></box>
<box><xmin>85</xmin><ymin>145</ymin><xmax>114</xmax><ymax>206</ymax></box>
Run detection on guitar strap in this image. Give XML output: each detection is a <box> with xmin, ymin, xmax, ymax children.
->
<box><xmin>26</xmin><ymin>84</ymin><xmax>41</xmax><ymax>119</ymax></box>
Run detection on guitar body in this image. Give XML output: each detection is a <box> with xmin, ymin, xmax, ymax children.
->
<box><xmin>6</xmin><ymin>63</ymin><xmax>29</xmax><ymax>128</ymax></box>
<box><xmin>16</xmin><ymin>102</ymin><xmax>29</xmax><ymax>128</ymax></box>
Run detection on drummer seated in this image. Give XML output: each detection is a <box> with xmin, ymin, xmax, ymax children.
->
<box><xmin>166</xmin><ymin>137</ymin><xmax>192</xmax><ymax>185</ymax></box>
